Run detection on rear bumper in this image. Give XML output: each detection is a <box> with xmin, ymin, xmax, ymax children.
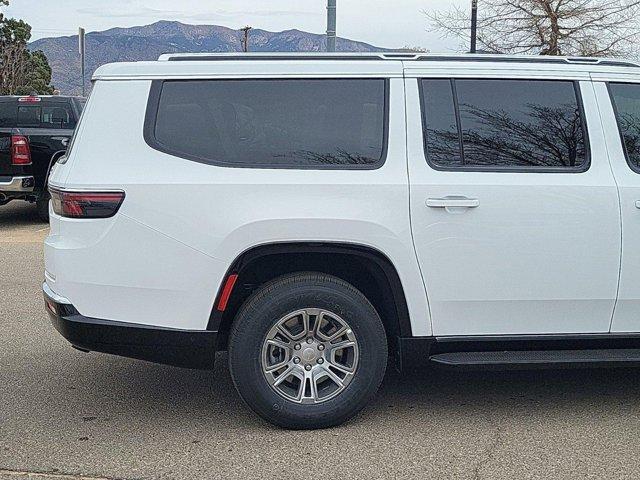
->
<box><xmin>43</xmin><ymin>282</ymin><xmax>217</xmax><ymax>370</ymax></box>
<box><xmin>0</xmin><ymin>175</ymin><xmax>35</xmax><ymax>193</ymax></box>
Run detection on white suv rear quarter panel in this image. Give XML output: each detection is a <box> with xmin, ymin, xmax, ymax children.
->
<box><xmin>46</xmin><ymin>77</ymin><xmax>431</xmax><ymax>335</ymax></box>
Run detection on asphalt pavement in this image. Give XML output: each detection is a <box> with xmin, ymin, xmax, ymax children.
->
<box><xmin>1</xmin><ymin>201</ymin><xmax>640</xmax><ymax>479</ymax></box>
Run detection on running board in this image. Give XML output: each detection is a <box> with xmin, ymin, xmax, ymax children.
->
<box><xmin>429</xmin><ymin>349</ymin><xmax>640</xmax><ymax>369</ymax></box>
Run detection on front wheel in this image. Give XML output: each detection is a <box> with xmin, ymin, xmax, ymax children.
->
<box><xmin>228</xmin><ymin>272</ymin><xmax>388</xmax><ymax>429</ymax></box>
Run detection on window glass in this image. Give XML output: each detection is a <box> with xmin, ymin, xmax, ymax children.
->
<box><xmin>420</xmin><ymin>79</ymin><xmax>587</xmax><ymax>170</ymax></box>
<box><xmin>0</xmin><ymin>102</ymin><xmax>16</xmax><ymax>128</ymax></box>
<box><xmin>17</xmin><ymin>102</ymin><xmax>76</xmax><ymax>129</ymax></box>
<box><xmin>421</xmin><ymin>79</ymin><xmax>462</xmax><ymax>167</ymax></box>
<box><xmin>609</xmin><ymin>83</ymin><xmax>640</xmax><ymax>171</ymax></box>
<box><xmin>152</xmin><ymin>79</ymin><xmax>386</xmax><ymax>168</ymax></box>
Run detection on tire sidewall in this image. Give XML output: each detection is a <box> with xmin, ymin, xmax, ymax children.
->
<box><xmin>229</xmin><ymin>275</ymin><xmax>387</xmax><ymax>429</ymax></box>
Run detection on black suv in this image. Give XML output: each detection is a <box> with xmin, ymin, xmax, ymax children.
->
<box><xmin>0</xmin><ymin>95</ymin><xmax>85</xmax><ymax>221</ymax></box>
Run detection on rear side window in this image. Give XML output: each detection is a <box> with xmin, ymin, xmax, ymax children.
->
<box><xmin>147</xmin><ymin>79</ymin><xmax>387</xmax><ymax>169</ymax></box>
<box><xmin>609</xmin><ymin>83</ymin><xmax>640</xmax><ymax>172</ymax></box>
<box><xmin>420</xmin><ymin>79</ymin><xmax>588</xmax><ymax>171</ymax></box>
<box><xmin>17</xmin><ymin>102</ymin><xmax>76</xmax><ymax>129</ymax></box>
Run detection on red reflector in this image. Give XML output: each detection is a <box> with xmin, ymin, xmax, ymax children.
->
<box><xmin>45</xmin><ymin>299</ymin><xmax>58</xmax><ymax>315</ymax></box>
<box><xmin>217</xmin><ymin>274</ymin><xmax>239</xmax><ymax>312</ymax></box>
<box><xmin>11</xmin><ymin>135</ymin><xmax>31</xmax><ymax>165</ymax></box>
<box><xmin>18</xmin><ymin>96</ymin><xmax>41</xmax><ymax>103</ymax></box>
<box><xmin>49</xmin><ymin>188</ymin><xmax>125</xmax><ymax>219</ymax></box>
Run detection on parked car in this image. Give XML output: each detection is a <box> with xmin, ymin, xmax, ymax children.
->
<box><xmin>0</xmin><ymin>95</ymin><xmax>85</xmax><ymax>221</ymax></box>
<box><xmin>43</xmin><ymin>52</ymin><xmax>640</xmax><ymax>429</ymax></box>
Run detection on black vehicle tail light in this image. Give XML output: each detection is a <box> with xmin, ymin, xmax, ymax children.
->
<box><xmin>11</xmin><ymin>135</ymin><xmax>31</xmax><ymax>165</ymax></box>
<box><xmin>49</xmin><ymin>188</ymin><xmax>125</xmax><ymax>219</ymax></box>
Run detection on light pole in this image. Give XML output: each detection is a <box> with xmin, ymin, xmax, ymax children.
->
<box><xmin>78</xmin><ymin>27</ymin><xmax>86</xmax><ymax>96</ymax></box>
<box><xmin>241</xmin><ymin>26</ymin><xmax>252</xmax><ymax>52</ymax></box>
<box><xmin>327</xmin><ymin>0</ymin><xmax>337</xmax><ymax>52</ymax></box>
<box><xmin>470</xmin><ymin>0</ymin><xmax>478</xmax><ymax>53</ymax></box>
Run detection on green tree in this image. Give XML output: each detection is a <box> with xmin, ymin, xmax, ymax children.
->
<box><xmin>0</xmin><ymin>1</ymin><xmax>54</xmax><ymax>94</ymax></box>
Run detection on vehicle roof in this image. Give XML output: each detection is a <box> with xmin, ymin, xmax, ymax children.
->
<box><xmin>92</xmin><ymin>52</ymin><xmax>640</xmax><ymax>81</ymax></box>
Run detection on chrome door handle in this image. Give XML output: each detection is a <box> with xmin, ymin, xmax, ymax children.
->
<box><xmin>426</xmin><ymin>196</ymin><xmax>480</xmax><ymax>209</ymax></box>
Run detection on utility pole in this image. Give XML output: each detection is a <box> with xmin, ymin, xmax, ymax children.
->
<box><xmin>326</xmin><ymin>0</ymin><xmax>337</xmax><ymax>52</ymax></box>
<box><xmin>470</xmin><ymin>0</ymin><xmax>478</xmax><ymax>53</ymax></box>
<box><xmin>78</xmin><ymin>27</ymin><xmax>86</xmax><ymax>96</ymax></box>
<box><xmin>240</xmin><ymin>26</ymin><xmax>252</xmax><ymax>52</ymax></box>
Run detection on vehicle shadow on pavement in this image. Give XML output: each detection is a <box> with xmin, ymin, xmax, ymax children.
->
<box><xmin>0</xmin><ymin>202</ymin><xmax>43</xmax><ymax>229</ymax></box>
<box><xmin>35</xmin><ymin>349</ymin><xmax>640</xmax><ymax>429</ymax></box>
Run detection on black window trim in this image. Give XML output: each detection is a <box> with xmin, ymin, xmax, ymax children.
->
<box><xmin>143</xmin><ymin>78</ymin><xmax>390</xmax><ymax>170</ymax></box>
<box><xmin>606</xmin><ymin>81</ymin><xmax>640</xmax><ymax>174</ymax></box>
<box><xmin>418</xmin><ymin>77</ymin><xmax>591</xmax><ymax>173</ymax></box>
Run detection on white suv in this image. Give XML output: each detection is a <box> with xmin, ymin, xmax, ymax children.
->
<box><xmin>44</xmin><ymin>53</ymin><xmax>640</xmax><ymax>429</ymax></box>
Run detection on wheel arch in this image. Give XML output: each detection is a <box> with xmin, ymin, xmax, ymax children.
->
<box><xmin>210</xmin><ymin>242</ymin><xmax>413</xmax><ymax>351</ymax></box>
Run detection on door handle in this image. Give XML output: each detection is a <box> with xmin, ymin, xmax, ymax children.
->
<box><xmin>426</xmin><ymin>196</ymin><xmax>480</xmax><ymax>209</ymax></box>
<box><xmin>635</xmin><ymin>200</ymin><xmax>640</xmax><ymax>209</ymax></box>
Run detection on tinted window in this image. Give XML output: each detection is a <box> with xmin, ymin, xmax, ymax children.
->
<box><xmin>609</xmin><ymin>83</ymin><xmax>640</xmax><ymax>171</ymax></box>
<box><xmin>421</xmin><ymin>79</ymin><xmax>461</xmax><ymax>167</ymax></box>
<box><xmin>151</xmin><ymin>79</ymin><xmax>386</xmax><ymax>168</ymax></box>
<box><xmin>0</xmin><ymin>102</ymin><xmax>16</xmax><ymax>128</ymax></box>
<box><xmin>17</xmin><ymin>102</ymin><xmax>76</xmax><ymax>129</ymax></box>
<box><xmin>421</xmin><ymin>79</ymin><xmax>587</xmax><ymax>170</ymax></box>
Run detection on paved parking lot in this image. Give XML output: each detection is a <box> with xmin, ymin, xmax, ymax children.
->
<box><xmin>1</xmin><ymin>201</ymin><xmax>640</xmax><ymax>479</ymax></box>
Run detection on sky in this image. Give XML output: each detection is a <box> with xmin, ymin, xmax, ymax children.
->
<box><xmin>2</xmin><ymin>0</ymin><xmax>467</xmax><ymax>52</ymax></box>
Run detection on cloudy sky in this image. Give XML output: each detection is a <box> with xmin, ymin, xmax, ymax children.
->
<box><xmin>2</xmin><ymin>0</ymin><xmax>467</xmax><ymax>51</ymax></box>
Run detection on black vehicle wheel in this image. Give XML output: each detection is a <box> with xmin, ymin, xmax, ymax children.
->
<box><xmin>228</xmin><ymin>272</ymin><xmax>388</xmax><ymax>429</ymax></box>
<box><xmin>36</xmin><ymin>193</ymin><xmax>50</xmax><ymax>222</ymax></box>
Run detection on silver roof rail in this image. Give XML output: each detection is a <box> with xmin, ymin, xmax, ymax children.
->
<box><xmin>157</xmin><ymin>52</ymin><xmax>640</xmax><ymax>68</ymax></box>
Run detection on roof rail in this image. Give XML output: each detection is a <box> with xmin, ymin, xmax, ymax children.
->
<box><xmin>158</xmin><ymin>52</ymin><xmax>390</xmax><ymax>62</ymax></box>
<box><xmin>412</xmin><ymin>54</ymin><xmax>640</xmax><ymax>68</ymax></box>
<box><xmin>157</xmin><ymin>52</ymin><xmax>640</xmax><ymax>68</ymax></box>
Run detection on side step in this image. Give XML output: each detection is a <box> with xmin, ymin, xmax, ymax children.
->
<box><xmin>429</xmin><ymin>349</ymin><xmax>640</xmax><ymax>369</ymax></box>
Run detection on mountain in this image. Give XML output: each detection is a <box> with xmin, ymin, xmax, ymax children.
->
<box><xmin>29</xmin><ymin>20</ymin><xmax>385</xmax><ymax>95</ymax></box>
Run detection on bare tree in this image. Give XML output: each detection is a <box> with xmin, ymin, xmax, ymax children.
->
<box><xmin>425</xmin><ymin>0</ymin><xmax>640</xmax><ymax>57</ymax></box>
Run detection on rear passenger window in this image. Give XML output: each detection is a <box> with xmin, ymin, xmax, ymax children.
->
<box><xmin>148</xmin><ymin>79</ymin><xmax>387</xmax><ymax>169</ymax></box>
<box><xmin>420</xmin><ymin>79</ymin><xmax>588</xmax><ymax>171</ymax></box>
<box><xmin>609</xmin><ymin>83</ymin><xmax>640</xmax><ymax>172</ymax></box>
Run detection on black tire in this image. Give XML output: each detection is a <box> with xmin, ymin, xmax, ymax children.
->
<box><xmin>36</xmin><ymin>192</ymin><xmax>50</xmax><ymax>223</ymax></box>
<box><xmin>228</xmin><ymin>272</ymin><xmax>388</xmax><ymax>429</ymax></box>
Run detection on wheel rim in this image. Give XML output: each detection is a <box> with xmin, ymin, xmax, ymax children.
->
<box><xmin>261</xmin><ymin>308</ymin><xmax>359</xmax><ymax>404</ymax></box>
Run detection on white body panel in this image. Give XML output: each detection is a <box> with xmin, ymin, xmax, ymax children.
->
<box><xmin>592</xmin><ymin>78</ymin><xmax>640</xmax><ymax>333</ymax></box>
<box><xmin>404</xmin><ymin>72</ymin><xmax>621</xmax><ymax>336</ymax></box>
<box><xmin>44</xmin><ymin>54</ymin><xmax>640</xmax><ymax>338</ymax></box>
<box><xmin>46</xmin><ymin>69</ymin><xmax>431</xmax><ymax>335</ymax></box>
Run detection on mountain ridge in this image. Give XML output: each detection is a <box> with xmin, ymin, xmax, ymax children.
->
<box><xmin>29</xmin><ymin>20</ymin><xmax>385</xmax><ymax>94</ymax></box>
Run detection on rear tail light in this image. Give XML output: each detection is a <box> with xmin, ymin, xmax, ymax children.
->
<box><xmin>49</xmin><ymin>188</ymin><xmax>125</xmax><ymax>219</ymax></box>
<box><xmin>11</xmin><ymin>135</ymin><xmax>31</xmax><ymax>165</ymax></box>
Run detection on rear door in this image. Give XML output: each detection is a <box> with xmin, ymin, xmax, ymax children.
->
<box><xmin>405</xmin><ymin>67</ymin><xmax>621</xmax><ymax>336</ymax></box>
<box><xmin>595</xmin><ymin>78</ymin><xmax>640</xmax><ymax>332</ymax></box>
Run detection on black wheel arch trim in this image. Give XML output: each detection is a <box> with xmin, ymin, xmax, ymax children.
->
<box><xmin>207</xmin><ymin>242</ymin><xmax>413</xmax><ymax>339</ymax></box>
